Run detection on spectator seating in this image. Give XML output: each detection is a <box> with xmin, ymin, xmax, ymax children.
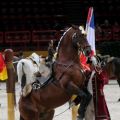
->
<box><xmin>32</xmin><ymin>30</ymin><xmax>61</xmax><ymax>49</ymax></box>
<box><xmin>95</xmin><ymin>24</ymin><xmax>103</xmax><ymax>41</ymax></box>
<box><xmin>32</xmin><ymin>30</ymin><xmax>57</xmax><ymax>42</ymax></box>
<box><xmin>5</xmin><ymin>31</ymin><xmax>30</xmax><ymax>43</ymax></box>
<box><xmin>0</xmin><ymin>32</ymin><xmax>3</xmax><ymax>43</ymax></box>
<box><xmin>102</xmin><ymin>28</ymin><xmax>112</xmax><ymax>41</ymax></box>
<box><xmin>5</xmin><ymin>31</ymin><xmax>30</xmax><ymax>50</ymax></box>
<box><xmin>112</xmin><ymin>24</ymin><xmax>120</xmax><ymax>41</ymax></box>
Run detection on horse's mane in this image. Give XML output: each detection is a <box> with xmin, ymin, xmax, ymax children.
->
<box><xmin>56</xmin><ymin>27</ymin><xmax>72</xmax><ymax>53</ymax></box>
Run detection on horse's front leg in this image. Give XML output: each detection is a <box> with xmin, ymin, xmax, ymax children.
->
<box><xmin>40</xmin><ymin>109</ymin><xmax>55</xmax><ymax>120</ymax></box>
<box><xmin>66</xmin><ymin>81</ymin><xmax>85</xmax><ymax>96</ymax></box>
<box><xmin>66</xmin><ymin>81</ymin><xmax>92</xmax><ymax>120</ymax></box>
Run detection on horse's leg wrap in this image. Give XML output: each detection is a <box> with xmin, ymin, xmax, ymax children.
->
<box><xmin>77</xmin><ymin>88</ymin><xmax>92</xmax><ymax>119</ymax></box>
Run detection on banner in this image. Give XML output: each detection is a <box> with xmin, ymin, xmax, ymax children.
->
<box><xmin>0</xmin><ymin>53</ymin><xmax>8</xmax><ymax>81</ymax></box>
<box><xmin>86</xmin><ymin>7</ymin><xmax>96</xmax><ymax>54</ymax></box>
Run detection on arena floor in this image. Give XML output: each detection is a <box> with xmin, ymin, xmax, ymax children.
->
<box><xmin>0</xmin><ymin>80</ymin><xmax>120</xmax><ymax>120</ymax></box>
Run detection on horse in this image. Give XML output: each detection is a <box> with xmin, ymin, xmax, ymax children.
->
<box><xmin>102</xmin><ymin>56</ymin><xmax>120</xmax><ymax>101</ymax></box>
<box><xmin>18</xmin><ymin>25</ymin><xmax>90</xmax><ymax>120</ymax></box>
<box><xmin>17</xmin><ymin>52</ymin><xmax>50</xmax><ymax>90</ymax></box>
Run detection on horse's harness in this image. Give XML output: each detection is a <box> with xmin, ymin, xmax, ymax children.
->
<box><xmin>53</xmin><ymin>32</ymin><xmax>91</xmax><ymax>88</ymax></box>
<box><xmin>58</xmin><ymin>61</ymin><xmax>85</xmax><ymax>79</ymax></box>
<box><xmin>32</xmin><ymin>56</ymin><xmax>86</xmax><ymax>91</ymax></box>
<box><xmin>54</xmin><ymin>56</ymin><xmax>86</xmax><ymax>88</ymax></box>
<box><xmin>31</xmin><ymin>29</ymin><xmax>90</xmax><ymax>92</ymax></box>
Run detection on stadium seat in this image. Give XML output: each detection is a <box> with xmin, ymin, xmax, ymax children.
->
<box><xmin>0</xmin><ymin>32</ymin><xmax>3</xmax><ymax>43</ymax></box>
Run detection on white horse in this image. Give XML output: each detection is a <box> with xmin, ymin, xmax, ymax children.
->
<box><xmin>17</xmin><ymin>52</ymin><xmax>50</xmax><ymax>90</ymax></box>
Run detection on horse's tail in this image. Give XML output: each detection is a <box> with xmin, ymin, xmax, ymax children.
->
<box><xmin>17</xmin><ymin>60</ymin><xmax>26</xmax><ymax>88</ymax></box>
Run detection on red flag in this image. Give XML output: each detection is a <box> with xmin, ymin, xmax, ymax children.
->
<box><xmin>0</xmin><ymin>53</ymin><xmax>8</xmax><ymax>81</ymax></box>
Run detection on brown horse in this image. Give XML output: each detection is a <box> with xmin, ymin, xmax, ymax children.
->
<box><xmin>101</xmin><ymin>56</ymin><xmax>120</xmax><ymax>101</ymax></box>
<box><xmin>19</xmin><ymin>25</ymin><xmax>89</xmax><ymax>120</ymax></box>
<box><xmin>99</xmin><ymin>56</ymin><xmax>120</xmax><ymax>85</ymax></box>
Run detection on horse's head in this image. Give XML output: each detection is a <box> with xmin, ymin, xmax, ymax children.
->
<box><xmin>57</xmin><ymin>25</ymin><xmax>89</xmax><ymax>61</ymax></box>
<box><xmin>72</xmin><ymin>25</ymin><xmax>89</xmax><ymax>52</ymax></box>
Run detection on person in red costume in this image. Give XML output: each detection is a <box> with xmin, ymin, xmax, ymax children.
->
<box><xmin>86</xmin><ymin>51</ymin><xmax>110</xmax><ymax>120</ymax></box>
<box><xmin>91</xmin><ymin>64</ymin><xmax>111</xmax><ymax>120</ymax></box>
<box><xmin>74</xmin><ymin>46</ymin><xmax>111</xmax><ymax>120</ymax></box>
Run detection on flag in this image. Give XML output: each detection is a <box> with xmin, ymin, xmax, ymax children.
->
<box><xmin>0</xmin><ymin>53</ymin><xmax>8</xmax><ymax>81</ymax></box>
<box><xmin>86</xmin><ymin>7</ymin><xmax>96</xmax><ymax>54</ymax></box>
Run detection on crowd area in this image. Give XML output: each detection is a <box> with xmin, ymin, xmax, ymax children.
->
<box><xmin>95</xmin><ymin>19</ymin><xmax>120</xmax><ymax>42</ymax></box>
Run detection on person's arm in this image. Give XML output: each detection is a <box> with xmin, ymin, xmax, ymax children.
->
<box><xmin>85</xmin><ymin>48</ymin><xmax>97</xmax><ymax>66</ymax></box>
<box><xmin>91</xmin><ymin>56</ymin><xmax>98</xmax><ymax>66</ymax></box>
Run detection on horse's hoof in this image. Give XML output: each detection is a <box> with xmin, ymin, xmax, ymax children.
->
<box><xmin>118</xmin><ymin>98</ymin><xmax>120</xmax><ymax>102</ymax></box>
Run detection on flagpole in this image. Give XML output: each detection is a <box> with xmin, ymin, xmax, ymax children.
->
<box><xmin>85</xmin><ymin>7</ymin><xmax>96</xmax><ymax>120</ymax></box>
<box><xmin>86</xmin><ymin>7</ymin><xmax>96</xmax><ymax>54</ymax></box>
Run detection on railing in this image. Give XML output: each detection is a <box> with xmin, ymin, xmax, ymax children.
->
<box><xmin>96</xmin><ymin>27</ymin><xmax>120</xmax><ymax>42</ymax></box>
<box><xmin>5</xmin><ymin>31</ymin><xmax>30</xmax><ymax>43</ymax></box>
<box><xmin>32</xmin><ymin>30</ymin><xmax>57</xmax><ymax>42</ymax></box>
<box><xmin>0</xmin><ymin>28</ymin><xmax>119</xmax><ymax>51</ymax></box>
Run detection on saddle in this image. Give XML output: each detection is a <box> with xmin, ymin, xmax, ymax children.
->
<box><xmin>22</xmin><ymin>62</ymin><xmax>54</xmax><ymax>97</ymax></box>
<box><xmin>22</xmin><ymin>73</ymin><xmax>54</xmax><ymax>97</ymax></box>
<box><xmin>33</xmin><ymin>62</ymin><xmax>54</xmax><ymax>89</ymax></box>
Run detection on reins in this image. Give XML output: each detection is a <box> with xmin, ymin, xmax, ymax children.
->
<box><xmin>54</xmin><ymin>102</ymin><xmax>75</xmax><ymax>118</ymax></box>
<box><xmin>54</xmin><ymin>54</ymin><xmax>86</xmax><ymax>91</ymax></box>
<box><xmin>55</xmin><ymin>61</ymin><xmax>74</xmax><ymax>81</ymax></box>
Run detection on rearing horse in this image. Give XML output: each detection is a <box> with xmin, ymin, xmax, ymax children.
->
<box><xmin>19</xmin><ymin>25</ymin><xmax>89</xmax><ymax>120</ymax></box>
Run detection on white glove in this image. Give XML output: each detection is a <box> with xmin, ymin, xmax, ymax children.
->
<box><xmin>91</xmin><ymin>56</ymin><xmax>97</xmax><ymax>66</ymax></box>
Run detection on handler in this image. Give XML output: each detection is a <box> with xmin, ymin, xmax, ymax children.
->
<box><xmin>74</xmin><ymin>46</ymin><xmax>111</xmax><ymax>120</ymax></box>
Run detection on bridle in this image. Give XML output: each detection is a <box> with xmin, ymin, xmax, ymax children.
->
<box><xmin>72</xmin><ymin>31</ymin><xmax>90</xmax><ymax>56</ymax></box>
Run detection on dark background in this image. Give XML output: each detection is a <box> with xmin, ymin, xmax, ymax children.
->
<box><xmin>0</xmin><ymin>0</ymin><xmax>120</xmax><ymax>57</ymax></box>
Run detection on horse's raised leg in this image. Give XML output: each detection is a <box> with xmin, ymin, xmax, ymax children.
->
<box><xmin>77</xmin><ymin>88</ymin><xmax>92</xmax><ymax>120</ymax></box>
<box><xmin>66</xmin><ymin>81</ymin><xmax>92</xmax><ymax>120</ymax></box>
<box><xmin>45</xmin><ymin>110</ymin><xmax>55</xmax><ymax>120</ymax></box>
